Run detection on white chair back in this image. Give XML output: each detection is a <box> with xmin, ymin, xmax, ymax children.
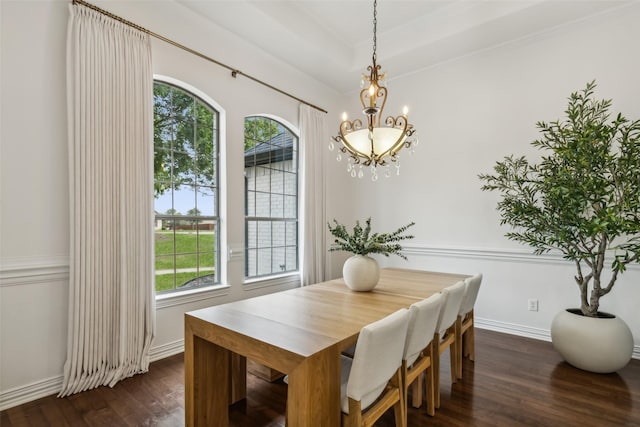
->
<box><xmin>403</xmin><ymin>293</ymin><xmax>443</xmax><ymax>367</ymax></box>
<box><xmin>343</xmin><ymin>308</ymin><xmax>410</xmax><ymax>413</ymax></box>
<box><xmin>435</xmin><ymin>281</ymin><xmax>466</xmax><ymax>336</ymax></box>
<box><xmin>459</xmin><ymin>273</ymin><xmax>483</xmax><ymax>317</ymax></box>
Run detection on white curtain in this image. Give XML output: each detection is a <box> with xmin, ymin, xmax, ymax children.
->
<box><xmin>299</xmin><ymin>105</ymin><xmax>328</xmax><ymax>286</ymax></box>
<box><xmin>60</xmin><ymin>3</ymin><xmax>155</xmax><ymax>397</ymax></box>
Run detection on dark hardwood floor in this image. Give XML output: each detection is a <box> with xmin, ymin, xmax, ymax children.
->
<box><xmin>2</xmin><ymin>329</ymin><xmax>639</xmax><ymax>426</ymax></box>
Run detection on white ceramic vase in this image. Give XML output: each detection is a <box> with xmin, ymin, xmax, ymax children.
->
<box><xmin>342</xmin><ymin>255</ymin><xmax>380</xmax><ymax>292</ymax></box>
<box><xmin>551</xmin><ymin>308</ymin><xmax>633</xmax><ymax>373</ymax></box>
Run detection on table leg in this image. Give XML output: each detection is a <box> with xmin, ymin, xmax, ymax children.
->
<box><xmin>185</xmin><ymin>331</ymin><xmax>231</xmax><ymax>427</ymax></box>
<box><xmin>230</xmin><ymin>353</ymin><xmax>247</xmax><ymax>404</ymax></box>
<box><xmin>286</xmin><ymin>347</ymin><xmax>340</xmax><ymax>427</ymax></box>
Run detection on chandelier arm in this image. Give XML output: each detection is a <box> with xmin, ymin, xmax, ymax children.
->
<box><xmin>376</xmin><ymin>87</ymin><xmax>387</xmax><ymax>127</ymax></box>
<box><xmin>370</xmin><ymin>117</ymin><xmax>410</xmax><ymax>162</ymax></box>
<box><xmin>359</xmin><ymin>87</ymin><xmax>370</xmax><ymax>110</ymax></box>
<box><xmin>338</xmin><ymin>119</ymin><xmax>375</xmax><ymax>164</ymax></box>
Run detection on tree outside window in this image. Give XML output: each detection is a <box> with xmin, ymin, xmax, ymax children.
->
<box><xmin>153</xmin><ymin>81</ymin><xmax>219</xmax><ymax>293</ymax></box>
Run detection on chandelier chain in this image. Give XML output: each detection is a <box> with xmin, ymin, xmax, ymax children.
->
<box><xmin>372</xmin><ymin>0</ymin><xmax>377</xmax><ymax>62</ymax></box>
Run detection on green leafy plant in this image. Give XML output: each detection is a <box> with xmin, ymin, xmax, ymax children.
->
<box><xmin>328</xmin><ymin>218</ymin><xmax>415</xmax><ymax>260</ymax></box>
<box><xmin>479</xmin><ymin>81</ymin><xmax>640</xmax><ymax>317</ymax></box>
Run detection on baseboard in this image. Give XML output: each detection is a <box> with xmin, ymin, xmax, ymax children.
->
<box><xmin>475</xmin><ymin>317</ymin><xmax>552</xmax><ymax>342</ymax></box>
<box><xmin>476</xmin><ymin>317</ymin><xmax>640</xmax><ymax>359</ymax></box>
<box><xmin>149</xmin><ymin>339</ymin><xmax>184</xmax><ymax>362</ymax></box>
<box><xmin>0</xmin><ymin>340</ymin><xmax>185</xmax><ymax>411</ymax></box>
<box><xmin>0</xmin><ymin>375</ymin><xmax>63</xmax><ymax>411</ymax></box>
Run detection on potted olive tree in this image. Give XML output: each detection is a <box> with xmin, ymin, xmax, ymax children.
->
<box><xmin>328</xmin><ymin>217</ymin><xmax>415</xmax><ymax>291</ymax></box>
<box><xmin>479</xmin><ymin>81</ymin><xmax>639</xmax><ymax>372</ymax></box>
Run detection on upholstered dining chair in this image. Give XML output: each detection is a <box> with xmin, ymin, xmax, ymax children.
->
<box><xmin>341</xmin><ymin>308</ymin><xmax>410</xmax><ymax>427</ymax></box>
<box><xmin>432</xmin><ymin>280</ymin><xmax>466</xmax><ymax>410</ymax></box>
<box><xmin>455</xmin><ymin>273</ymin><xmax>483</xmax><ymax>379</ymax></box>
<box><xmin>401</xmin><ymin>293</ymin><xmax>443</xmax><ymax>417</ymax></box>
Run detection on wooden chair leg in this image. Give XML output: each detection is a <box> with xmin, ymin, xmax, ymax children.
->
<box><xmin>468</xmin><ymin>321</ymin><xmax>476</xmax><ymax>362</ymax></box>
<box><xmin>411</xmin><ymin>371</ymin><xmax>423</xmax><ymax>408</ymax></box>
<box><xmin>343</xmin><ymin>398</ymin><xmax>362</xmax><ymax>427</ymax></box>
<box><xmin>455</xmin><ymin>316</ymin><xmax>463</xmax><ymax>380</ymax></box>
<box><xmin>450</xmin><ymin>337</ymin><xmax>458</xmax><ymax>384</ymax></box>
<box><xmin>394</xmin><ymin>391</ymin><xmax>406</xmax><ymax>427</ymax></box>
<box><xmin>433</xmin><ymin>337</ymin><xmax>441</xmax><ymax>409</ymax></box>
<box><xmin>445</xmin><ymin>326</ymin><xmax>458</xmax><ymax>384</ymax></box>
<box><xmin>424</xmin><ymin>359</ymin><xmax>436</xmax><ymax>417</ymax></box>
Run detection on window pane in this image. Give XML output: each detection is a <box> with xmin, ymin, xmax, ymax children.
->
<box><xmin>286</xmin><ymin>221</ymin><xmax>297</xmax><ymax>246</ymax></box>
<box><xmin>246</xmin><ymin>190</ymin><xmax>256</xmax><ymax>216</ymax></box>
<box><xmin>255</xmin><ymin>166</ymin><xmax>270</xmax><ymax>192</ymax></box>
<box><xmin>244</xmin><ymin>115</ymin><xmax>298</xmax><ymax>280</ymax></box>
<box><xmin>284</xmin><ymin>195</ymin><xmax>297</xmax><ymax>218</ymax></box>
<box><xmin>154</xmin><ymin>188</ymin><xmax>173</xmax><ymax>214</ymax></box>
<box><xmin>272</xmin><ymin>247</ymin><xmax>285</xmax><ymax>273</ymax></box>
<box><xmin>196</xmin><ymin>186</ymin><xmax>216</xmax><ymax>216</ymax></box>
<box><xmin>257</xmin><ymin>248</ymin><xmax>272</xmax><ymax>276</ymax></box>
<box><xmin>246</xmin><ymin>170</ymin><xmax>255</xmax><ymax>191</ymax></box>
<box><xmin>246</xmin><ymin>248</ymin><xmax>257</xmax><ymax>277</ymax></box>
<box><xmin>154</xmin><ymin>81</ymin><xmax>219</xmax><ymax>294</ymax></box>
<box><xmin>271</xmin><ymin>194</ymin><xmax>284</xmax><ymax>218</ymax></box>
<box><xmin>272</xmin><ymin>222</ymin><xmax>285</xmax><ymax>247</ymax></box>
<box><xmin>271</xmin><ymin>169</ymin><xmax>285</xmax><ymax>194</ymax></box>
<box><xmin>256</xmin><ymin>192</ymin><xmax>270</xmax><ymax>217</ymax></box>
<box><xmin>286</xmin><ymin>246</ymin><xmax>297</xmax><ymax>271</ymax></box>
<box><xmin>257</xmin><ymin>221</ymin><xmax>272</xmax><ymax>249</ymax></box>
<box><xmin>247</xmin><ymin>221</ymin><xmax>257</xmax><ymax>249</ymax></box>
<box><xmin>284</xmin><ymin>171</ymin><xmax>296</xmax><ymax>195</ymax></box>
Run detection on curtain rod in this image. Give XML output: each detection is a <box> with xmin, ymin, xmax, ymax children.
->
<box><xmin>71</xmin><ymin>0</ymin><xmax>328</xmax><ymax>114</ymax></box>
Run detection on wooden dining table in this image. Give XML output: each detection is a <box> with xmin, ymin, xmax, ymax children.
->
<box><xmin>184</xmin><ymin>268</ymin><xmax>469</xmax><ymax>427</ymax></box>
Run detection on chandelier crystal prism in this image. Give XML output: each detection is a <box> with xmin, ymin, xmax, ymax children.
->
<box><xmin>330</xmin><ymin>0</ymin><xmax>418</xmax><ymax>180</ymax></box>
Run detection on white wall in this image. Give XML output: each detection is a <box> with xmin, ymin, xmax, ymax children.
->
<box><xmin>336</xmin><ymin>4</ymin><xmax>640</xmax><ymax>349</ymax></box>
<box><xmin>0</xmin><ymin>0</ymin><xmax>344</xmax><ymax>409</ymax></box>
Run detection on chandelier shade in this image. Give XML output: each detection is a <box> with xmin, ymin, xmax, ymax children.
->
<box><xmin>331</xmin><ymin>0</ymin><xmax>418</xmax><ymax>179</ymax></box>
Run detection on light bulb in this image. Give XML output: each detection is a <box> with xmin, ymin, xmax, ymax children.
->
<box><xmin>403</xmin><ymin>106</ymin><xmax>409</xmax><ymax>116</ymax></box>
<box><xmin>341</xmin><ymin>112</ymin><xmax>348</xmax><ymax>121</ymax></box>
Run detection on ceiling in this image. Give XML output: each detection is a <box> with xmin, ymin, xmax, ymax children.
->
<box><xmin>175</xmin><ymin>0</ymin><xmax>631</xmax><ymax>93</ymax></box>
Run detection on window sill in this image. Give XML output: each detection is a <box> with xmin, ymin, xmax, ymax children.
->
<box><xmin>156</xmin><ymin>284</ymin><xmax>231</xmax><ymax>309</ymax></box>
<box><xmin>243</xmin><ymin>272</ymin><xmax>300</xmax><ymax>291</ymax></box>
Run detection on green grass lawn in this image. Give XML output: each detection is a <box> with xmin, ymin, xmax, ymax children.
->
<box><xmin>155</xmin><ymin>231</ymin><xmax>216</xmax><ymax>292</ymax></box>
<box><xmin>155</xmin><ymin>271</ymin><xmax>205</xmax><ymax>292</ymax></box>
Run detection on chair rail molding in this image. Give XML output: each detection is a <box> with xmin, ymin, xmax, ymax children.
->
<box><xmin>0</xmin><ymin>256</ymin><xmax>69</xmax><ymax>287</ymax></box>
<box><xmin>401</xmin><ymin>243</ymin><xmax>639</xmax><ymax>270</ymax></box>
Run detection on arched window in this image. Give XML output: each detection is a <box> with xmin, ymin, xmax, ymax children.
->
<box><xmin>244</xmin><ymin>116</ymin><xmax>298</xmax><ymax>278</ymax></box>
<box><xmin>153</xmin><ymin>79</ymin><xmax>220</xmax><ymax>293</ymax></box>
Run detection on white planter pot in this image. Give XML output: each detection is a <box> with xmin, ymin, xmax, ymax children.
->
<box><xmin>551</xmin><ymin>308</ymin><xmax>633</xmax><ymax>373</ymax></box>
<box><xmin>343</xmin><ymin>255</ymin><xmax>380</xmax><ymax>292</ymax></box>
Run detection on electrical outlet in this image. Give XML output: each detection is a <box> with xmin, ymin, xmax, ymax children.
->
<box><xmin>528</xmin><ymin>299</ymin><xmax>539</xmax><ymax>312</ymax></box>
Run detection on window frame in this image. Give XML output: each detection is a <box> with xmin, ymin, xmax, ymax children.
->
<box><xmin>153</xmin><ymin>75</ymin><xmax>226</xmax><ymax>298</ymax></box>
<box><xmin>243</xmin><ymin>115</ymin><xmax>300</xmax><ymax>282</ymax></box>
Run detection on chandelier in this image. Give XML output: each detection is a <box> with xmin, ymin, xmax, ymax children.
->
<box><xmin>330</xmin><ymin>0</ymin><xmax>417</xmax><ymax>180</ymax></box>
